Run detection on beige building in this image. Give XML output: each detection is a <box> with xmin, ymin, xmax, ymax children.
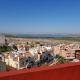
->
<box><xmin>53</xmin><ymin>44</ymin><xmax>80</xmax><ymax>59</ymax></box>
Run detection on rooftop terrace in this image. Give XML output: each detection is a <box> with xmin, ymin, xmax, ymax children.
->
<box><xmin>0</xmin><ymin>62</ymin><xmax>80</xmax><ymax>80</ymax></box>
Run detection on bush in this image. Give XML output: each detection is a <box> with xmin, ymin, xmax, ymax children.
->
<box><xmin>0</xmin><ymin>45</ymin><xmax>12</xmax><ymax>52</ymax></box>
<box><xmin>57</xmin><ymin>55</ymin><xmax>70</xmax><ymax>64</ymax></box>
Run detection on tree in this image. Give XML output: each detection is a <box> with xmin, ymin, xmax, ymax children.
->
<box><xmin>13</xmin><ymin>45</ymin><xmax>18</xmax><ymax>50</ymax></box>
<box><xmin>0</xmin><ymin>45</ymin><xmax>12</xmax><ymax>52</ymax></box>
<box><xmin>57</xmin><ymin>55</ymin><xmax>70</xmax><ymax>64</ymax></box>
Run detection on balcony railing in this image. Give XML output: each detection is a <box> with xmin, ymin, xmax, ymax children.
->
<box><xmin>0</xmin><ymin>62</ymin><xmax>80</xmax><ymax>80</ymax></box>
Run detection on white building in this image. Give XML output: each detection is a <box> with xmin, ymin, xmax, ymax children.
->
<box><xmin>4</xmin><ymin>51</ymin><xmax>33</xmax><ymax>70</ymax></box>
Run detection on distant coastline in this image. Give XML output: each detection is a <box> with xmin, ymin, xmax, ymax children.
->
<box><xmin>3</xmin><ymin>33</ymin><xmax>80</xmax><ymax>42</ymax></box>
<box><xmin>4</xmin><ymin>33</ymin><xmax>80</xmax><ymax>38</ymax></box>
<box><xmin>5</xmin><ymin>33</ymin><xmax>65</xmax><ymax>37</ymax></box>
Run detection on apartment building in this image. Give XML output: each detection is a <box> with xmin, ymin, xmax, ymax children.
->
<box><xmin>4</xmin><ymin>50</ymin><xmax>35</xmax><ymax>69</ymax></box>
<box><xmin>53</xmin><ymin>44</ymin><xmax>80</xmax><ymax>59</ymax></box>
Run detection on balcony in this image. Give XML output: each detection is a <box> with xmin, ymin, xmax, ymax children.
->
<box><xmin>0</xmin><ymin>62</ymin><xmax>80</xmax><ymax>80</ymax></box>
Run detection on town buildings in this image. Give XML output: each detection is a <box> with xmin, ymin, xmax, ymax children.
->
<box><xmin>3</xmin><ymin>44</ymin><xmax>54</xmax><ymax>70</ymax></box>
<box><xmin>1</xmin><ymin>36</ymin><xmax>80</xmax><ymax>71</ymax></box>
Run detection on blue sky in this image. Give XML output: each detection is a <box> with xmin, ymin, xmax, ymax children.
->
<box><xmin>0</xmin><ymin>0</ymin><xmax>80</xmax><ymax>34</ymax></box>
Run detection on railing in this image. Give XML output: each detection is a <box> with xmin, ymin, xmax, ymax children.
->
<box><xmin>0</xmin><ymin>62</ymin><xmax>80</xmax><ymax>80</ymax></box>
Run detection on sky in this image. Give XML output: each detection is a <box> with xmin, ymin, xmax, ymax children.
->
<box><xmin>0</xmin><ymin>0</ymin><xmax>80</xmax><ymax>34</ymax></box>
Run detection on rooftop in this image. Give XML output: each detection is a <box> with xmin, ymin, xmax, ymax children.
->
<box><xmin>0</xmin><ymin>62</ymin><xmax>80</xmax><ymax>80</ymax></box>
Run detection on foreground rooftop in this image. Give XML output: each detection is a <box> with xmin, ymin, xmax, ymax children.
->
<box><xmin>0</xmin><ymin>62</ymin><xmax>80</xmax><ymax>80</ymax></box>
